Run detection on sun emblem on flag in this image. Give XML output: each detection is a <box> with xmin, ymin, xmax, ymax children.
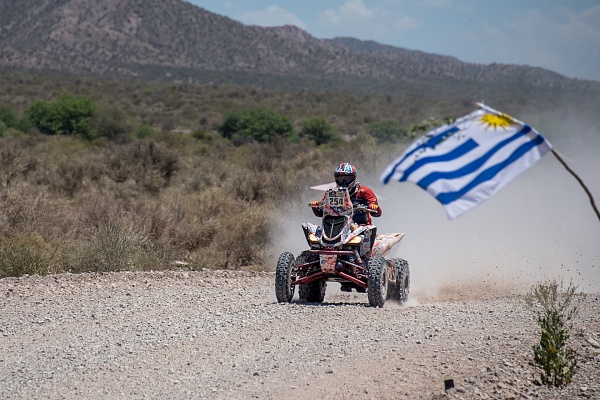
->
<box><xmin>480</xmin><ymin>113</ymin><xmax>514</xmax><ymax>131</ymax></box>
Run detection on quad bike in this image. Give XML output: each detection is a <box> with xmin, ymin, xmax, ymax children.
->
<box><xmin>275</xmin><ymin>188</ymin><xmax>409</xmax><ymax>307</ymax></box>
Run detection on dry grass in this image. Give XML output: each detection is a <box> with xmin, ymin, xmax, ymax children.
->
<box><xmin>0</xmin><ymin>132</ymin><xmax>373</xmax><ymax>276</ymax></box>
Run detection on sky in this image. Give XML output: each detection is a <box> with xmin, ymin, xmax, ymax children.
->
<box><xmin>186</xmin><ymin>0</ymin><xmax>600</xmax><ymax>82</ymax></box>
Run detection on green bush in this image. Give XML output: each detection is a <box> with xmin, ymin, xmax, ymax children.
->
<box><xmin>368</xmin><ymin>119</ymin><xmax>407</xmax><ymax>143</ymax></box>
<box><xmin>526</xmin><ymin>279</ymin><xmax>580</xmax><ymax>387</ymax></box>
<box><xmin>0</xmin><ymin>104</ymin><xmax>19</xmax><ymax>129</ymax></box>
<box><xmin>25</xmin><ymin>94</ymin><xmax>96</xmax><ymax>138</ymax></box>
<box><xmin>218</xmin><ymin>108</ymin><xmax>293</xmax><ymax>143</ymax></box>
<box><xmin>134</xmin><ymin>124</ymin><xmax>156</xmax><ymax>139</ymax></box>
<box><xmin>0</xmin><ymin>103</ymin><xmax>31</xmax><ymax>133</ymax></box>
<box><xmin>301</xmin><ymin>116</ymin><xmax>339</xmax><ymax>145</ymax></box>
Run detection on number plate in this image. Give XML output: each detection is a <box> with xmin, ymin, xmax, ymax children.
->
<box><xmin>328</xmin><ymin>192</ymin><xmax>345</xmax><ymax>206</ymax></box>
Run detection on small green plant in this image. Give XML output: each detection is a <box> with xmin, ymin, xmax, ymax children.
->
<box><xmin>218</xmin><ymin>108</ymin><xmax>293</xmax><ymax>143</ymax></box>
<box><xmin>525</xmin><ymin>279</ymin><xmax>580</xmax><ymax>387</ymax></box>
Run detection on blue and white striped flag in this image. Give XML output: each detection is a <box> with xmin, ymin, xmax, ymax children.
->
<box><xmin>380</xmin><ymin>103</ymin><xmax>552</xmax><ymax>220</ymax></box>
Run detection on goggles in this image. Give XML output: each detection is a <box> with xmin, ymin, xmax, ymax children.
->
<box><xmin>335</xmin><ymin>174</ymin><xmax>355</xmax><ymax>186</ymax></box>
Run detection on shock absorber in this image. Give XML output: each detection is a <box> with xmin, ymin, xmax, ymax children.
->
<box><xmin>352</xmin><ymin>249</ymin><xmax>366</xmax><ymax>278</ymax></box>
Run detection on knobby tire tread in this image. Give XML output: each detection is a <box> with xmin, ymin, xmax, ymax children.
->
<box><xmin>275</xmin><ymin>252</ymin><xmax>295</xmax><ymax>303</ymax></box>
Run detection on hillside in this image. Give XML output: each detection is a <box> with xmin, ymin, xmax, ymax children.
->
<box><xmin>1</xmin><ymin>0</ymin><xmax>599</xmax><ymax>96</ymax></box>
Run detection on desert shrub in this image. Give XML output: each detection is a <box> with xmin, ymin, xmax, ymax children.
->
<box><xmin>191</xmin><ymin>129</ymin><xmax>221</xmax><ymax>142</ymax></box>
<box><xmin>0</xmin><ymin>104</ymin><xmax>30</xmax><ymax>133</ymax></box>
<box><xmin>368</xmin><ymin>119</ymin><xmax>408</xmax><ymax>143</ymax></box>
<box><xmin>301</xmin><ymin>116</ymin><xmax>339</xmax><ymax>145</ymax></box>
<box><xmin>228</xmin><ymin>165</ymin><xmax>271</xmax><ymax>203</ymax></box>
<box><xmin>0</xmin><ymin>104</ymin><xmax>19</xmax><ymax>128</ymax></box>
<box><xmin>25</xmin><ymin>94</ymin><xmax>96</xmax><ymax>138</ymax></box>
<box><xmin>407</xmin><ymin>117</ymin><xmax>455</xmax><ymax>139</ymax></box>
<box><xmin>0</xmin><ymin>180</ymin><xmax>79</xmax><ymax>272</ymax></box>
<box><xmin>525</xmin><ymin>279</ymin><xmax>581</xmax><ymax>387</ymax></box>
<box><xmin>0</xmin><ymin>142</ymin><xmax>32</xmax><ymax>187</ymax></box>
<box><xmin>218</xmin><ymin>108</ymin><xmax>293</xmax><ymax>143</ymax></box>
<box><xmin>0</xmin><ymin>132</ymin><xmax>389</xmax><ymax>273</ymax></box>
<box><xmin>191</xmin><ymin>129</ymin><xmax>207</xmax><ymax>140</ymax></box>
<box><xmin>133</xmin><ymin>124</ymin><xmax>156</xmax><ymax>139</ymax></box>
<box><xmin>161</xmin><ymin>193</ymin><xmax>221</xmax><ymax>255</ymax></box>
<box><xmin>91</xmin><ymin>103</ymin><xmax>134</xmax><ymax>139</ymax></box>
<box><xmin>0</xmin><ymin>234</ymin><xmax>51</xmax><ymax>278</ymax></box>
<box><xmin>0</xmin><ymin>104</ymin><xmax>29</xmax><ymax>134</ymax></box>
<box><xmin>107</xmin><ymin>140</ymin><xmax>179</xmax><ymax>193</ymax></box>
<box><xmin>22</xmin><ymin>136</ymin><xmax>107</xmax><ymax>196</ymax></box>
<box><xmin>68</xmin><ymin>220</ymin><xmax>170</xmax><ymax>273</ymax></box>
<box><xmin>191</xmin><ymin>202</ymin><xmax>270</xmax><ymax>270</ymax></box>
<box><xmin>0</xmin><ymin>182</ymin><xmax>46</xmax><ymax>233</ymax></box>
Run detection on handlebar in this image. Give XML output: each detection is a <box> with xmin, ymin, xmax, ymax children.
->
<box><xmin>355</xmin><ymin>205</ymin><xmax>378</xmax><ymax>214</ymax></box>
<box><xmin>308</xmin><ymin>203</ymin><xmax>377</xmax><ymax>214</ymax></box>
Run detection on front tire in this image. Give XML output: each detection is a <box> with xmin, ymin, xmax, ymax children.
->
<box><xmin>275</xmin><ymin>252</ymin><xmax>296</xmax><ymax>303</ymax></box>
<box><xmin>299</xmin><ymin>279</ymin><xmax>327</xmax><ymax>303</ymax></box>
<box><xmin>367</xmin><ymin>256</ymin><xmax>388</xmax><ymax>308</ymax></box>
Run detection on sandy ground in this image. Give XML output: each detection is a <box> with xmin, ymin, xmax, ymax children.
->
<box><xmin>1</xmin><ymin>270</ymin><xmax>599</xmax><ymax>399</ymax></box>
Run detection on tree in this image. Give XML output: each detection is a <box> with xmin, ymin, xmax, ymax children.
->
<box><xmin>218</xmin><ymin>108</ymin><xmax>293</xmax><ymax>143</ymax></box>
<box><xmin>301</xmin><ymin>116</ymin><xmax>339</xmax><ymax>145</ymax></box>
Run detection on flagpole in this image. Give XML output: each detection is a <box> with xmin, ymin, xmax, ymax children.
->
<box><xmin>551</xmin><ymin>149</ymin><xmax>600</xmax><ymax>222</ymax></box>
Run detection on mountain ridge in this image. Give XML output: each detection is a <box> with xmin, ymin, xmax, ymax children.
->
<box><xmin>0</xmin><ymin>0</ymin><xmax>598</xmax><ymax>93</ymax></box>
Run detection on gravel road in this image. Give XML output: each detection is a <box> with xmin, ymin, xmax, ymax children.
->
<box><xmin>1</xmin><ymin>270</ymin><xmax>599</xmax><ymax>399</ymax></box>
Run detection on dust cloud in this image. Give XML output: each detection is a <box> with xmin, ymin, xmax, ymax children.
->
<box><xmin>268</xmin><ymin>109</ymin><xmax>600</xmax><ymax>302</ymax></box>
<box><xmin>373</xmin><ymin>110</ymin><xmax>600</xmax><ymax>300</ymax></box>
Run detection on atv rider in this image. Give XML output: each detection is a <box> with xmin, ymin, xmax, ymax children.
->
<box><xmin>310</xmin><ymin>162</ymin><xmax>382</xmax><ymax>292</ymax></box>
<box><xmin>310</xmin><ymin>162</ymin><xmax>382</xmax><ymax>225</ymax></box>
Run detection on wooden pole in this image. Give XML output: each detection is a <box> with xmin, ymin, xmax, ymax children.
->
<box><xmin>551</xmin><ymin>149</ymin><xmax>600</xmax><ymax>222</ymax></box>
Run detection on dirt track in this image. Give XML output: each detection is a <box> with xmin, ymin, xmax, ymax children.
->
<box><xmin>1</xmin><ymin>270</ymin><xmax>599</xmax><ymax>399</ymax></box>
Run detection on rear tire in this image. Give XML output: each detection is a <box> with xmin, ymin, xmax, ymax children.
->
<box><xmin>390</xmin><ymin>258</ymin><xmax>410</xmax><ymax>303</ymax></box>
<box><xmin>275</xmin><ymin>252</ymin><xmax>296</xmax><ymax>303</ymax></box>
<box><xmin>299</xmin><ymin>279</ymin><xmax>327</xmax><ymax>303</ymax></box>
<box><xmin>367</xmin><ymin>256</ymin><xmax>388</xmax><ymax>308</ymax></box>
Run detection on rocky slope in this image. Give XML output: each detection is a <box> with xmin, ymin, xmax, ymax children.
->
<box><xmin>1</xmin><ymin>0</ymin><xmax>598</xmax><ymax>93</ymax></box>
<box><xmin>1</xmin><ymin>270</ymin><xmax>599</xmax><ymax>399</ymax></box>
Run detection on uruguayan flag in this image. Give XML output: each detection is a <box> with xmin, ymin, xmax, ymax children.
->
<box><xmin>380</xmin><ymin>103</ymin><xmax>552</xmax><ymax>219</ymax></box>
